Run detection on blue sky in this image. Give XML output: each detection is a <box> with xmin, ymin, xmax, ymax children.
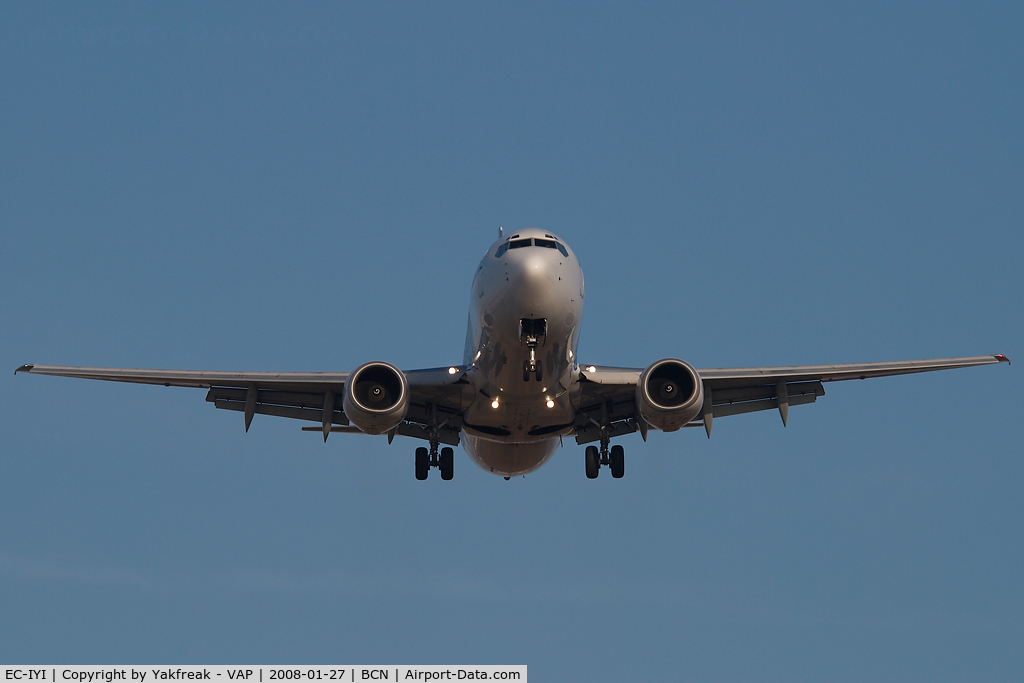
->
<box><xmin>1</xmin><ymin>3</ymin><xmax>1021</xmax><ymax>681</ymax></box>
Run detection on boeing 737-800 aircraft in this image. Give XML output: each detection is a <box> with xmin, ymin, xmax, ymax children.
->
<box><xmin>17</xmin><ymin>228</ymin><xmax>1009</xmax><ymax>480</ymax></box>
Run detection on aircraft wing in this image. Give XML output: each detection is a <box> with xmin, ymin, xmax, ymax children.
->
<box><xmin>13</xmin><ymin>364</ymin><xmax>351</xmax><ymax>389</ymax></box>
<box><xmin>573</xmin><ymin>354</ymin><xmax>1010</xmax><ymax>443</ymax></box>
<box><xmin>14</xmin><ymin>363</ymin><xmax>469</xmax><ymax>445</ymax></box>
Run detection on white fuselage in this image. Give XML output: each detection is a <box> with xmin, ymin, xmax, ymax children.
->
<box><xmin>460</xmin><ymin>228</ymin><xmax>585</xmax><ymax>476</ymax></box>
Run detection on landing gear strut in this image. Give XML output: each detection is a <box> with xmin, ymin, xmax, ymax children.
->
<box><xmin>520</xmin><ymin>318</ymin><xmax>546</xmax><ymax>382</ymax></box>
<box><xmin>584</xmin><ymin>439</ymin><xmax>625</xmax><ymax>479</ymax></box>
<box><xmin>415</xmin><ymin>438</ymin><xmax>454</xmax><ymax>481</ymax></box>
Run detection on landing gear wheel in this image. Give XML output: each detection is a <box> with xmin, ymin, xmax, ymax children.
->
<box><xmin>523</xmin><ymin>361</ymin><xmax>531</xmax><ymax>382</ymax></box>
<box><xmin>610</xmin><ymin>444</ymin><xmax>625</xmax><ymax>479</ymax></box>
<box><xmin>535</xmin><ymin>363</ymin><xmax>543</xmax><ymax>382</ymax></box>
<box><xmin>439</xmin><ymin>447</ymin><xmax>454</xmax><ymax>480</ymax></box>
<box><xmin>415</xmin><ymin>447</ymin><xmax>429</xmax><ymax>480</ymax></box>
<box><xmin>585</xmin><ymin>445</ymin><xmax>600</xmax><ymax>479</ymax></box>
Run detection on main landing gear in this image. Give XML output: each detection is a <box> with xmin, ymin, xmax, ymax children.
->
<box><xmin>585</xmin><ymin>440</ymin><xmax>624</xmax><ymax>479</ymax></box>
<box><xmin>415</xmin><ymin>442</ymin><xmax>453</xmax><ymax>481</ymax></box>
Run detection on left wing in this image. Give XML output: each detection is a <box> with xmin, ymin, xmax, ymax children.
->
<box><xmin>573</xmin><ymin>354</ymin><xmax>1010</xmax><ymax>443</ymax></box>
<box><xmin>14</xmin><ymin>364</ymin><xmax>469</xmax><ymax>444</ymax></box>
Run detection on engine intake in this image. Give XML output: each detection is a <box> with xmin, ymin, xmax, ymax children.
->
<box><xmin>342</xmin><ymin>361</ymin><xmax>409</xmax><ymax>435</ymax></box>
<box><xmin>636</xmin><ymin>359</ymin><xmax>704</xmax><ymax>432</ymax></box>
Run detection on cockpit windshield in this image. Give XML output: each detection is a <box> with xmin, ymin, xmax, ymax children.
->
<box><xmin>494</xmin><ymin>236</ymin><xmax>569</xmax><ymax>257</ymax></box>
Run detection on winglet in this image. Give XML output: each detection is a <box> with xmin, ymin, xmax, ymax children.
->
<box><xmin>994</xmin><ymin>354</ymin><xmax>1010</xmax><ymax>365</ymax></box>
<box><xmin>14</xmin><ymin>364</ymin><xmax>34</xmax><ymax>375</ymax></box>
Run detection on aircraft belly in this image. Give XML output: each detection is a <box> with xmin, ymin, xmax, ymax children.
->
<box><xmin>462</xmin><ymin>434</ymin><xmax>561</xmax><ymax>477</ymax></box>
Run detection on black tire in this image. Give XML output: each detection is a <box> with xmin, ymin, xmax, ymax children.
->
<box><xmin>535</xmin><ymin>363</ymin><xmax>543</xmax><ymax>382</ymax></box>
<box><xmin>585</xmin><ymin>445</ymin><xmax>599</xmax><ymax>479</ymax></box>
<box><xmin>610</xmin><ymin>444</ymin><xmax>625</xmax><ymax>479</ymax></box>
<box><xmin>415</xmin><ymin>447</ymin><xmax>429</xmax><ymax>480</ymax></box>
<box><xmin>440</xmin><ymin>447</ymin><xmax>454</xmax><ymax>480</ymax></box>
<box><xmin>523</xmin><ymin>361</ymin><xmax>531</xmax><ymax>382</ymax></box>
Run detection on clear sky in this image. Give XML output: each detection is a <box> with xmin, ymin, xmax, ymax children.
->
<box><xmin>1</xmin><ymin>3</ymin><xmax>1021</xmax><ymax>681</ymax></box>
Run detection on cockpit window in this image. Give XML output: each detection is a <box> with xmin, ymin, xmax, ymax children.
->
<box><xmin>496</xmin><ymin>237</ymin><xmax>569</xmax><ymax>257</ymax></box>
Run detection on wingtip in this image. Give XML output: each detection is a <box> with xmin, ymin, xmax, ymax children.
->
<box><xmin>994</xmin><ymin>354</ymin><xmax>1011</xmax><ymax>365</ymax></box>
<box><xmin>14</xmin><ymin>363</ymin><xmax>34</xmax><ymax>375</ymax></box>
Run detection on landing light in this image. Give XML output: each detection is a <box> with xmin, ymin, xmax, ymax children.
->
<box><xmin>546</xmin><ymin>399</ymin><xmax>555</xmax><ymax>408</ymax></box>
<box><xmin>587</xmin><ymin>365</ymin><xmax>597</xmax><ymax>373</ymax></box>
<box><xmin>448</xmin><ymin>367</ymin><xmax>458</xmax><ymax>375</ymax></box>
<box><xmin>491</xmin><ymin>398</ymin><xmax>500</xmax><ymax>409</ymax></box>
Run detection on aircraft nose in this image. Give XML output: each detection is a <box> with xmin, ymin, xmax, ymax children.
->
<box><xmin>509</xmin><ymin>252</ymin><xmax>558</xmax><ymax>310</ymax></box>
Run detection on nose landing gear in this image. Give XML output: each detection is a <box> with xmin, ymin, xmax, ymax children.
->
<box><xmin>520</xmin><ymin>318</ymin><xmax>546</xmax><ymax>382</ymax></box>
<box><xmin>523</xmin><ymin>358</ymin><xmax>543</xmax><ymax>382</ymax></box>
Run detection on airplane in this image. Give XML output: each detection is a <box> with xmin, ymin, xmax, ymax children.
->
<box><xmin>16</xmin><ymin>227</ymin><xmax>1010</xmax><ymax>481</ymax></box>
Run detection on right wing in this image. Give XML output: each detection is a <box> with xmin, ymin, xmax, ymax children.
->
<box><xmin>573</xmin><ymin>354</ymin><xmax>1010</xmax><ymax>442</ymax></box>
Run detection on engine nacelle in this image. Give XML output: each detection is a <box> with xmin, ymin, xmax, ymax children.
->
<box><xmin>342</xmin><ymin>361</ymin><xmax>409</xmax><ymax>435</ymax></box>
<box><xmin>636</xmin><ymin>358</ymin><xmax>704</xmax><ymax>432</ymax></box>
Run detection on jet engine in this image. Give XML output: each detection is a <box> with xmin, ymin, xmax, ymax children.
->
<box><xmin>636</xmin><ymin>359</ymin><xmax>704</xmax><ymax>432</ymax></box>
<box><xmin>342</xmin><ymin>361</ymin><xmax>409</xmax><ymax>434</ymax></box>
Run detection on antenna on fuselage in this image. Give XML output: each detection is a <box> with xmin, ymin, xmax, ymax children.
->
<box><xmin>499</xmin><ymin>226</ymin><xmax>503</xmax><ymax>237</ymax></box>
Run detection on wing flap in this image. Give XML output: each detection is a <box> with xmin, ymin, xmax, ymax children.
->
<box><xmin>711</xmin><ymin>380</ymin><xmax>824</xmax><ymax>406</ymax></box>
<box><xmin>711</xmin><ymin>388</ymin><xmax>820</xmax><ymax>419</ymax></box>
<box><xmin>206</xmin><ymin>387</ymin><xmax>350</xmax><ymax>426</ymax></box>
